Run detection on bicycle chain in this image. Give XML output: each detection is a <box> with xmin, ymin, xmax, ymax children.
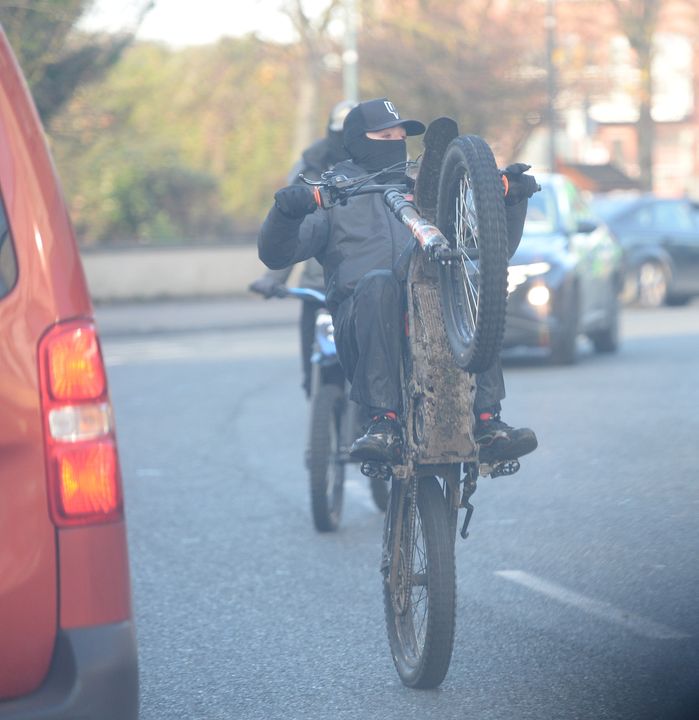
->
<box><xmin>395</xmin><ymin>473</ymin><xmax>419</xmax><ymax>616</ymax></box>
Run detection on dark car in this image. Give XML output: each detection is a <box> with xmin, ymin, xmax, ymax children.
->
<box><xmin>504</xmin><ymin>173</ymin><xmax>623</xmax><ymax>364</ymax></box>
<box><xmin>591</xmin><ymin>194</ymin><xmax>699</xmax><ymax>307</ymax></box>
<box><xmin>0</xmin><ymin>27</ymin><xmax>138</xmax><ymax>719</ymax></box>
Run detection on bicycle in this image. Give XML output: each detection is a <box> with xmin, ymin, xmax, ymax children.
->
<box><xmin>304</xmin><ymin>118</ymin><xmax>527</xmax><ymax>688</ymax></box>
<box><xmin>272</xmin><ymin>286</ymin><xmax>388</xmax><ymax>532</ymax></box>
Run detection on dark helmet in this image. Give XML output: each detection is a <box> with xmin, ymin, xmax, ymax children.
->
<box><xmin>328</xmin><ymin>99</ymin><xmax>357</xmax><ymax>132</ymax></box>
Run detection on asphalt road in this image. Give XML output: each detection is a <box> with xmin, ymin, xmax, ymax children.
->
<box><xmin>98</xmin><ymin>299</ymin><xmax>699</xmax><ymax>720</ymax></box>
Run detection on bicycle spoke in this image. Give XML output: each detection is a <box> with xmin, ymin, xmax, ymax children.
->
<box><xmin>407</xmin><ymin>514</ymin><xmax>428</xmax><ymax>654</ymax></box>
<box><xmin>458</xmin><ymin>256</ymin><xmax>478</xmax><ymax>329</ymax></box>
<box><xmin>452</xmin><ymin>177</ymin><xmax>480</xmax><ymax>333</ymax></box>
<box><xmin>392</xmin><ymin>500</ymin><xmax>427</xmax><ymax>659</ymax></box>
<box><xmin>383</xmin><ymin>476</ymin><xmax>456</xmax><ymax>688</ymax></box>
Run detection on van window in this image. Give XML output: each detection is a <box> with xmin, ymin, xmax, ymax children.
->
<box><xmin>0</xmin><ymin>193</ymin><xmax>17</xmax><ymax>297</ymax></box>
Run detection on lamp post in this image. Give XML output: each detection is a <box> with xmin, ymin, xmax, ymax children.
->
<box><xmin>342</xmin><ymin>0</ymin><xmax>358</xmax><ymax>103</ymax></box>
<box><xmin>545</xmin><ymin>0</ymin><xmax>557</xmax><ymax>172</ymax></box>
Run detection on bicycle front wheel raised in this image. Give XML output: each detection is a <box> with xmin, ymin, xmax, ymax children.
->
<box><xmin>435</xmin><ymin>135</ymin><xmax>509</xmax><ymax>372</ymax></box>
<box><xmin>383</xmin><ymin>476</ymin><xmax>456</xmax><ymax>688</ymax></box>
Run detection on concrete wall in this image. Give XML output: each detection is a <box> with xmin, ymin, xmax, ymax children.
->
<box><xmin>80</xmin><ymin>244</ymin><xmax>292</xmax><ymax>301</ymax></box>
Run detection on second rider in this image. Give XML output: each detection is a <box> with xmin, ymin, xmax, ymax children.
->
<box><xmin>258</xmin><ymin>97</ymin><xmax>539</xmax><ymax>465</ymax></box>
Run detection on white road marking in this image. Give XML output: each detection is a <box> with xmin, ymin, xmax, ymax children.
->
<box><xmin>495</xmin><ymin>569</ymin><xmax>690</xmax><ymax>640</ymax></box>
<box><xmin>135</xmin><ymin>468</ymin><xmax>163</xmax><ymax>478</ymax></box>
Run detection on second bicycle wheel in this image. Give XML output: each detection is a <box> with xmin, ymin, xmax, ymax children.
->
<box><xmin>370</xmin><ymin>475</ymin><xmax>389</xmax><ymax>512</ymax></box>
<box><xmin>435</xmin><ymin>135</ymin><xmax>509</xmax><ymax>372</ymax></box>
<box><xmin>308</xmin><ymin>381</ymin><xmax>345</xmax><ymax>532</ymax></box>
<box><xmin>383</xmin><ymin>476</ymin><xmax>456</xmax><ymax>688</ymax></box>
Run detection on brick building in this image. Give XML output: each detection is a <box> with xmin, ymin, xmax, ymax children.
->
<box><xmin>526</xmin><ymin>0</ymin><xmax>699</xmax><ymax>196</ymax></box>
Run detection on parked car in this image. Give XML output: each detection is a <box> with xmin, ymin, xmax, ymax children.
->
<box><xmin>0</xmin><ymin>27</ymin><xmax>138</xmax><ymax>719</ymax></box>
<box><xmin>591</xmin><ymin>193</ymin><xmax>699</xmax><ymax>307</ymax></box>
<box><xmin>504</xmin><ymin>173</ymin><xmax>623</xmax><ymax>364</ymax></box>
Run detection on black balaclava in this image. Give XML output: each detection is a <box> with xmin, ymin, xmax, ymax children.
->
<box><xmin>347</xmin><ymin>135</ymin><xmax>407</xmax><ymax>174</ymax></box>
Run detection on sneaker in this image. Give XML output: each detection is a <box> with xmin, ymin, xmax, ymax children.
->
<box><xmin>349</xmin><ymin>414</ymin><xmax>402</xmax><ymax>463</ymax></box>
<box><xmin>475</xmin><ymin>412</ymin><xmax>537</xmax><ymax>464</ymax></box>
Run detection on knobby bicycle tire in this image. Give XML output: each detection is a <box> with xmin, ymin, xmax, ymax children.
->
<box><xmin>383</xmin><ymin>477</ymin><xmax>456</xmax><ymax>688</ymax></box>
<box><xmin>308</xmin><ymin>382</ymin><xmax>345</xmax><ymax>532</ymax></box>
<box><xmin>435</xmin><ymin>135</ymin><xmax>509</xmax><ymax>372</ymax></box>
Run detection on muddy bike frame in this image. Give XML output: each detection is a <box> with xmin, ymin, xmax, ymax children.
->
<box><xmin>304</xmin><ymin>147</ymin><xmax>521</xmax><ymax>688</ymax></box>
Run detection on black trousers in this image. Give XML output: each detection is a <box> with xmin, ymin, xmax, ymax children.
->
<box><xmin>333</xmin><ymin>270</ymin><xmax>505</xmax><ymax>418</ymax></box>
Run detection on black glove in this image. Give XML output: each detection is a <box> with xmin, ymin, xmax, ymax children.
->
<box><xmin>501</xmin><ymin>163</ymin><xmax>540</xmax><ymax>206</ymax></box>
<box><xmin>249</xmin><ymin>276</ymin><xmax>285</xmax><ymax>299</ymax></box>
<box><xmin>274</xmin><ymin>185</ymin><xmax>317</xmax><ymax>219</ymax></box>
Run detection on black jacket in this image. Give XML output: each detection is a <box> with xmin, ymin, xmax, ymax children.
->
<box><xmin>286</xmin><ymin>132</ymin><xmax>348</xmax><ymax>184</ymax></box>
<box><xmin>258</xmin><ymin>159</ymin><xmax>527</xmax><ymax>313</ymax></box>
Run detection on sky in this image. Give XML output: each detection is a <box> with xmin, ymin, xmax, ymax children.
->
<box><xmin>80</xmin><ymin>0</ymin><xmax>300</xmax><ymax>46</ymax></box>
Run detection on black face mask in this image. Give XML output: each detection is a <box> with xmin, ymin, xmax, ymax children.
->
<box><xmin>345</xmin><ymin>135</ymin><xmax>407</xmax><ymax>174</ymax></box>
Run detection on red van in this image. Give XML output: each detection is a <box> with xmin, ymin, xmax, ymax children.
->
<box><xmin>0</xmin><ymin>26</ymin><xmax>138</xmax><ymax>719</ymax></box>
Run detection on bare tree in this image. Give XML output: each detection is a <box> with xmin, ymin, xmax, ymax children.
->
<box><xmin>607</xmin><ymin>0</ymin><xmax>658</xmax><ymax>190</ymax></box>
<box><xmin>608</xmin><ymin>0</ymin><xmax>697</xmax><ymax>190</ymax></box>
<box><xmin>279</xmin><ymin>0</ymin><xmax>345</xmax><ymax>160</ymax></box>
<box><xmin>356</xmin><ymin>0</ymin><xmax>546</xmax><ymax>162</ymax></box>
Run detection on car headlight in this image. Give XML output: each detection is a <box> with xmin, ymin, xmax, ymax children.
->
<box><xmin>526</xmin><ymin>285</ymin><xmax>551</xmax><ymax>306</ymax></box>
<box><xmin>507</xmin><ymin>262</ymin><xmax>551</xmax><ymax>294</ymax></box>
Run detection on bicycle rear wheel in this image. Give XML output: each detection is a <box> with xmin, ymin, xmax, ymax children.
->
<box><xmin>435</xmin><ymin>135</ymin><xmax>508</xmax><ymax>372</ymax></box>
<box><xmin>383</xmin><ymin>476</ymin><xmax>456</xmax><ymax>688</ymax></box>
<box><xmin>308</xmin><ymin>382</ymin><xmax>345</xmax><ymax>532</ymax></box>
<box><xmin>370</xmin><ymin>476</ymin><xmax>388</xmax><ymax>512</ymax></box>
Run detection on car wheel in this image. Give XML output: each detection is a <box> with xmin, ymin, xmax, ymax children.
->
<box><xmin>636</xmin><ymin>261</ymin><xmax>667</xmax><ymax>308</ymax></box>
<box><xmin>550</xmin><ymin>287</ymin><xmax>578</xmax><ymax>365</ymax></box>
<box><xmin>589</xmin><ymin>288</ymin><xmax>620</xmax><ymax>353</ymax></box>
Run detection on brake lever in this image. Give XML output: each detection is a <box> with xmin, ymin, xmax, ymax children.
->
<box><xmin>300</xmin><ymin>173</ymin><xmax>358</xmax><ymax>209</ymax></box>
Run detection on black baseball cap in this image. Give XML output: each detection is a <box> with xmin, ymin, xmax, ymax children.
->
<box><xmin>343</xmin><ymin>97</ymin><xmax>426</xmax><ymax>139</ymax></box>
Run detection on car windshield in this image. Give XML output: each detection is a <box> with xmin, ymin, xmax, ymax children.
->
<box><xmin>523</xmin><ymin>186</ymin><xmax>557</xmax><ymax>234</ymax></box>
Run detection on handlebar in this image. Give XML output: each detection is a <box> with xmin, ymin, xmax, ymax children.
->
<box><xmin>301</xmin><ymin>170</ymin><xmax>460</xmax><ymax>262</ymax></box>
<box><xmin>272</xmin><ymin>286</ymin><xmax>327</xmax><ymax>304</ymax></box>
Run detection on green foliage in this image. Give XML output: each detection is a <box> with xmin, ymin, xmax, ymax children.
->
<box><xmin>43</xmin><ymin>2</ymin><xmax>550</xmax><ymax>246</ymax></box>
<box><xmin>50</xmin><ymin>38</ymin><xmax>298</xmax><ymax>245</ymax></box>
<box><xmin>0</xmin><ymin>0</ymin><xmax>150</xmax><ymax>122</ymax></box>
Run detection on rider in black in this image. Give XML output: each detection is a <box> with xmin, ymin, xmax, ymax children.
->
<box><xmin>258</xmin><ymin>97</ymin><xmax>538</xmax><ymax>464</ymax></box>
<box><xmin>250</xmin><ymin>100</ymin><xmax>356</xmax><ymax>397</ymax></box>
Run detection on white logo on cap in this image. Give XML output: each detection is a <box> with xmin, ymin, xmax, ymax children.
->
<box><xmin>384</xmin><ymin>101</ymin><xmax>399</xmax><ymax>120</ymax></box>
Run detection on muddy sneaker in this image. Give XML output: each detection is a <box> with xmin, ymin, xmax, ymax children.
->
<box><xmin>349</xmin><ymin>414</ymin><xmax>403</xmax><ymax>463</ymax></box>
<box><xmin>475</xmin><ymin>412</ymin><xmax>537</xmax><ymax>464</ymax></box>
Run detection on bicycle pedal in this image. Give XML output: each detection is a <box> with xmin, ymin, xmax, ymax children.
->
<box><xmin>485</xmin><ymin>459</ymin><xmax>521</xmax><ymax>478</ymax></box>
<box><xmin>360</xmin><ymin>461</ymin><xmax>392</xmax><ymax>481</ymax></box>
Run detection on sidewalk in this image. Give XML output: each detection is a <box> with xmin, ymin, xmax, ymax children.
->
<box><xmin>93</xmin><ymin>296</ymin><xmax>299</xmax><ymax>338</ymax></box>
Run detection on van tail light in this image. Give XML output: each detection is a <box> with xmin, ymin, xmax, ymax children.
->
<box><xmin>39</xmin><ymin>320</ymin><xmax>123</xmax><ymax>527</ymax></box>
